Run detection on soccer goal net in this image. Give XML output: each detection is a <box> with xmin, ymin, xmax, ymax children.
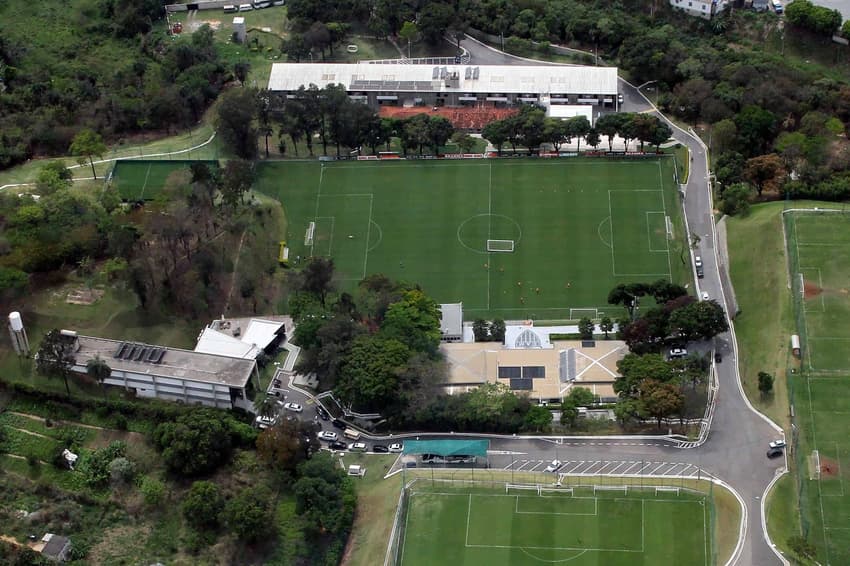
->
<box><xmin>506</xmin><ymin>483</ymin><xmax>542</xmax><ymax>495</ymax></box>
<box><xmin>487</xmin><ymin>239</ymin><xmax>515</xmax><ymax>252</ymax></box>
<box><xmin>594</xmin><ymin>485</ymin><xmax>628</xmax><ymax>495</ymax></box>
<box><xmin>305</xmin><ymin>222</ymin><xmax>316</xmax><ymax>246</ymax></box>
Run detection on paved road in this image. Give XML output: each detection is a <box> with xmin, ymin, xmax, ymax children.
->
<box><xmin>275</xmin><ymin>37</ymin><xmax>789</xmax><ymax>566</ymax></box>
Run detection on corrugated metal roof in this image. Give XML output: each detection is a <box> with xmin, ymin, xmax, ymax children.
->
<box><xmin>268</xmin><ymin>63</ymin><xmax>618</xmax><ymax>95</ymax></box>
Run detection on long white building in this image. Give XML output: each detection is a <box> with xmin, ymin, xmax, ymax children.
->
<box><xmin>267</xmin><ymin>63</ymin><xmax>620</xmax><ymax>110</ymax></box>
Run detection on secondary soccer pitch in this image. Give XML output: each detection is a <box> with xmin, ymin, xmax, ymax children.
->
<box><xmin>257</xmin><ymin>158</ymin><xmax>687</xmax><ymax>320</ymax></box>
<box><xmin>111</xmin><ymin>159</ymin><xmax>219</xmax><ymax>200</ymax></box>
<box><xmin>396</xmin><ymin>484</ymin><xmax>712</xmax><ymax>565</ymax></box>
<box><xmin>786</xmin><ymin>210</ymin><xmax>850</xmax><ymax>564</ymax></box>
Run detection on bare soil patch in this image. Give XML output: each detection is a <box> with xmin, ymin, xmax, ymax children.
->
<box><xmin>804</xmin><ymin>279</ymin><xmax>823</xmax><ymax>299</ymax></box>
<box><xmin>820</xmin><ymin>455</ymin><xmax>840</xmax><ymax>478</ymax></box>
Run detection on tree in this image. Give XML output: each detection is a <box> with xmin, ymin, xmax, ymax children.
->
<box><xmin>482</xmin><ymin>120</ymin><xmax>508</xmax><ymax>155</ymax></box>
<box><xmin>711</xmin><ymin>119</ymin><xmax>738</xmax><ymax>154</ymax></box>
<box><xmin>301</xmin><ymin>257</ymin><xmax>335</xmax><ymax>307</ymax></box>
<box><xmin>36</xmin><ymin>329</ymin><xmax>76</xmax><ymax>397</ymax></box>
<box><xmin>293</xmin><ymin>452</ymin><xmax>356</xmax><ymax>540</ymax></box>
<box><xmin>417</xmin><ymin>2</ymin><xmax>454</xmax><ymax>44</ymax></box>
<box><xmin>450</xmin><ymin>131</ymin><xmax>476</xmax><ymax>154</ymax></box>
<box><xmin>586</xmin><ymin>128</ymin><xmax>601</xmax><ymax>150</ymax></box>
<box><xmin>86</xmin><ymin>356</ymin><xmax>112</xmax><ymax>399</ymax></box>
<box><xmin>35</xmin><ymin>162</ymin><xmax>73</xmax><ymax>196</ymax></box>
<box><xmin>69</xmin><ymin>129</ymin><xmax>107</xmax><ymax>179</ymax></box>
<box><xmin>256</xmin><ymin>418</ymin><xmax>319</xmax><ymax>473</ymax></box>
<box><xmin>734</xmin><ymin>106</ymin><xmax>777</xmax><ymax>157</ymax></box>
<box><xmin>561</xmin><ymin>387</ymin><xmax>598</xmax><ymax>427</ymax></box>
<box><xmin>233</xmin><ymin>61</ymin><xmax>250</xmax><ymax>86</ymax></box>
<box><xmin>578</xmin><ymin>317</ymin><xmax>595</xmax><ymax>340</ymax></box>
<box><xmin>639</xmin><ymin>379</ymin><xmax>684</xmax><ymax>429</ymax></box>
<box><xmin>490</xmin><ymin>319</ymin><xmax>506</xmax><ymax>343</ymax></box>
<box><xmin>222</xmin><ymin>486</ymin><xmax>275</xmax><ymax>542</ymax></box>
<box><xmin>720</xmin><ymin>182</ymin><xmax>751</xmax><ymax>216</ymax></box>
<box><xmin>140</xmin><ymin>476</ymin><xmax>166</xmax><ymax>506</ymax></box>
<box><xmin>182</xmin><ymin>481</ymin><xmax>225</xmax><ymax>531</ymax></box>
<box><xmin>758</xmin><ymin>371</ymin><xmax>774</xmax><ymax>396</ymax></box>
<box><xmin>254</xmin><ymin>395</ymin><xmax>278</xmax><ymax>419</ymax></box>
<box><xmin>523</xmin><ymin>405</ymin><xmax>552</xmax><ymax>432</ymax></box>
<box><xmin>427</xmin><ymin>116</ymin><xmax>454</xmax><ymax>155</ymax></box>
<box><xmin>668</xmin><ymin>300</ymin><xmax>729</xmax><ymax>341</ymax></box>
<box><xmin>599</xmin><ymin>316</ymin><xmax>614</xmax><ymax>339</ymax></box>
<box><xmin>843</xmin><ymin>19</ymin><xmax>850</xmax><ymax>39</ymax></box>
<box><xmin>219</xmin><ymin>159</ymin><xmax>254</xmax><ymax>207</ymax></box>
<box><xmin>398</xmin><ymin>21</ymin><xmax>419</xmax><ymax>57</ymax></box>
<box><xmin>472</xmin><ymin>319</ymin><xmax>490</xmax><ymax>342</ymax></box>
<box><xmin>216</xmin><ymin>88</ymin><xmax>259</xmax><ymax>160</ymax></box>
<box><xmin>152</xmin><ymin>409</ymin><xmax>235</xmax><ymax>476</ymax></box>
<box><xmin>595</xmin><ymin>114</ymin><xmax>622</xmax><ymax>152</ymax></box>
<box><xmin>304</xmin><ymin>21</ymin><xmax>331</xmax><ymax>59</ymax></box>
<box><xmin>381</xmin><ymin>289</ymin><xmax>442</xmax><ymax>354</ymax></box>
<box><xmin>335</xmin><ymin>336</ymin><xmax>411</xmax><ymax>412</ymax></box>
<box><xmin>616</xmin><ymin>353</ymin><xmax>676</xmax><ymax>399</ymax></box>
<box><xmin>565</xmin><ymin>115</ymin><xmax>591</xmax><ymax>153</ymax></box>
<box><xmin>743</xmin><ymin>154</ymin><xmax>785</xmax><ymax>197</ymax></box>
<box><xmin>544</xmin><ymin>118</ymin><xmax>570</xmax><ymax>152</ymax></box>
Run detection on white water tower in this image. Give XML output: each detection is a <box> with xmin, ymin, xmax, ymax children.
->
<box><xmin>8</xmin><ymin>311</ymin><xmax>29</xmax><ymax>356</ymax></box>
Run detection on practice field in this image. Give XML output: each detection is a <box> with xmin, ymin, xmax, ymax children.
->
<box><xmin>257</xmin><ymin>158</ymin><xmax>686</xmax><ymax>320</ymax></box>
<box><xmin>396</xmin><ymin>483</ymin><xmax>712</xmax><ymax>565</ymax></box>
<box><xmin>786</xmin><ymin>211</ymin><xmax>850</xmax><ymax>564</ymax></box>
<box><xmin>110</xmin><ymin>159</ymin><xmax>219</xmax><ymax>200</ymax></box>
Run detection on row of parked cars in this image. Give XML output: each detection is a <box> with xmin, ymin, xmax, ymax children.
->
<box><xmin>223</xmin><ymin>0</ymin><xmax>283</xmax><ymax>12</ymax></box>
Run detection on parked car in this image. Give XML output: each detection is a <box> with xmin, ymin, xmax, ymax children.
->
<box><xmin>389</xmin><ymin>443</ymin><xmax>404</xmax><ymax>453</ymax></box>
<box><xmin>315</xmin><ymin>405</ymin><xmax>330</xmax><ymax>421</ymax></box>
<box><xmin>272</xmin><ymin>378</ymin><xmax>282</xmax><ymax>387</ymax></box>
<box><xmin>329</xmin><ymin>441</ymin><xmax>347</xmax><ymax>451</ymax></box>
<box><xmin>669</xmin><ymin>348</ymin><xmax>688</xmax><ymax>359</ymax></box>
<box><xmin>769</xmin><ymin>439</ymin><xmax>786</xmax><ymax>449</ymax></box>
<box><xmin>766</xmin><ymin>447</ymin><xmax>784</xmax><ymax>459</ymax></box>
<box><xmin>318</xmin><ymin>431</ymin><xmax>338</xmax><ymax>441</ymax></box>
<box><xmin>350</xmin><ymin>442</ymin><xmax>367</xmax><ymax>452</ymax></box>
<box><xmin>254</xmin><ymin>415</ymin><xmax>275</xmax><ymax>429</ymax></box>
<box><xmin>700</xmin><ymin>291</ymin><xmax>710</xmax><ymax>301</ymax></box>
<box><xmin>617</xmin><ymin>93</ymin><xmax>624</xmax><ymax>104</ymax></box>
<box><xmin>545</xmin><ymin>459</ymin><xmax>563</xmax><ymax>472</ymax></box>
<box><xmin>283</xmin><ymin>402</ymin><xmax>302</xmax><ymax>413</ymax></box>
<box><xmin>372</xmin><ymin>445</ymin><xmax>389</xmax><ymax>453</ymax></box>
<box><xmin>714</xmin><ymin>352</ymin><xmax>722</xmax><ymax>363</ymax></box>
<box><xmin>331</xmin><ymin>418</ymin><xmax>346</xmax><ymax>430</ymax></box>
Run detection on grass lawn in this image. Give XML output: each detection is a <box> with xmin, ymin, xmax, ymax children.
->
<box><xmin>396</xmin><ymin>482</ymin><xmax>713</xmax><ymax>566</ymax></box>
<box><xmin>257</xmin><ymin>158</ymin><xmax>688</xmax><ymax>320</ymax></box>
<box><xmin>725</xmin><ymin>202</ymin><xmax>794</xmax><ymax>427</ymax></box>
<box><xmin>111</xmin><ymin>159</ymin><xmax>219</xmax><ymax>200</ymax></box>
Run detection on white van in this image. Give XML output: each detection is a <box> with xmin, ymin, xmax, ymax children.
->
<box><xmin>223</xmin><ymin>4</ymin><xmax>237</xmax><ymax>12</ymax></box>
<box><xmin>254</xmin><ymin>415</ymin><xmax>275</xmax><ymax>429</ymax></box>
<box><xmin>772</xmin><ymin>0</ymin><xmax>783</xmax><ymax>13</ymax></box>
<box><xmin>343</xmin><ymin>427</ymin><xmax>361</xmax><ymax>440</ymax></box>
<box><xmin>238</xmin><ymin>3</ymin><xmax>253</xmax><ymax>11</ymax></box>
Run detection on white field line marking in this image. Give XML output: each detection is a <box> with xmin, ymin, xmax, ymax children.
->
<box><xmin>487</xmin><ymin>160</ymin><xmax>492</xmax><ymax>311</ymax></box>
<box><xmin>513</xmin><ymin>495</ymin><xmax>599</xmax><ymax>516</ymax></box>
<box><xmin>363</xmin><ymin>195</ymin><xmax>374</xmax><ymax>279</ymax></box>
<box><xmin>311</xmin><ymin>166</ymin><xmax>324</xmax><ymax>256</ymax></box>
<box><xmin>400</xmin><ymin>489</ymin><xmax>413</xmax><ymax>565</ymax></box>
<box><xmin>139</xmin><ymin>163</ymin><xmax>153</xmax><ymax>199</ymax></box>
<box><xmin>465</xmin><ymin>494</ymin><xmax>472</xmax><ymax>547</ymax></box>
<box><xmin>703</xmin><ymin>495</ymin><xmax>709</xmax><ymax>566</ymax></box>
<box><xmin>808</xmin><ymin>376</ymin><xmax>832</xmax><ymax>564</ymax></box>
<box><xmin>646</xmin><ymin>211</ymin><xmax>668</xmax><ymax>252</ymax></box>
<box><xmin>608</xmin><ymin>190</ymin><xmax>617</xmax><ymax>276</ymax></box>
<box><xmin>658</xmin><ymin>161</ymin><xmax>673</xmax><ymax>282</ymax></box>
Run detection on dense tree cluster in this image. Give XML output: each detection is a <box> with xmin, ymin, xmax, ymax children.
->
<box><xmin>607</xmin><ymin>281</ymin><xmax>728</xmax><ymax>354</ymax></box>
<box><xmin>785</xmin><ymin>0</ymin><xmax>843</xmax><ymax>36</ymax></box>
<box><xmin>483</xmin><ymin>109</ymin><xmax>671</xmax><ymax>155</ymax></box>
<box><xmin>0</xmin><ymin>17</ymin><xmax>227</xmax><ymax>169</ymax></box>
<box><xmin>292</xmin><ymin>261</ymin><xmax>550</xmax><ymax>432</ymax></box>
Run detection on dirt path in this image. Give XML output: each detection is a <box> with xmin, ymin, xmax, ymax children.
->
<box><xmin>10</xmin><ymin>411</ymin><xmax>106</xmax><ymax>431</ymax></box>
<box><xmin>7</xmin><ymin>426</ymin><xmax>50</xmax><ymax>439</ymax></box>
<box><xmin>223</xmin><ymin>228</ymin><xmax>248</xmax><ymax>314</ymax></box>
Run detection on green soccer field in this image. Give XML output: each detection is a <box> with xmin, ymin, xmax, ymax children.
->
<box><xmin>786</xmin><ymin>211</ymin><xmax>850</xmax><ymax>564</ymax></box>
<box><xmin>396</xmin><ymin>484</ymin><xmax>711</xmax><ymax>565</ymax></box>
<box><xmin>257</xmin><ymin>158</ymin><xmax>687</xmax><ymax>320</ymax></box>
<box><xmin>111</xmin><ymin>159</ymin><xmax>219</xmax><ymax>200</ymax></box>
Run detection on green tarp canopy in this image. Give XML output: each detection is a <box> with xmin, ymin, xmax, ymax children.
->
<box><xmin>402</xmin><ymin>439</ymin><xmax>489</xmax><ymax>457</ymax></box>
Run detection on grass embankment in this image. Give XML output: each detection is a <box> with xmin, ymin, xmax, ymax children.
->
<box><xmin>725</xmin><ymin>202</ymin><xmax>794</xmax><ymax>428</ymax></box>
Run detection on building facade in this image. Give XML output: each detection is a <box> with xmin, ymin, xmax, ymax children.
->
<box><xmin>267</xmin><ymin>63</ymin><xmax>620</xmax><ymax>111</ymax></box>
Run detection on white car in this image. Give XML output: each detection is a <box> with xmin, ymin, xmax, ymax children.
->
<box><xmin>283</xmin><ymin>402</ymin><xmax>302</xmax><ymax>413</ymax></box>
<box><xmin>769</xmin><ymin>439</ymin><xmax>786</xmax><ymax>449</ymax></box>
<box><xmin>389</xmin><ymin>443</ymin><xmax>404</xmax><ymax>453</ymax></box>
<box><xmin>701</xmin><ymin>291</ymin><xmax>710</xmax><ymax>301</ymax></box>
<box><xmin>318</xmin><ymin>431</ymin><xmax>338</xmax><ymax>441</ymax></box>
<box><xmin>350</xmin><ymin>442</ymin><xmax>367</xmax><ymax>452</ymax></box>
<box><xmin>669</xmin><ymin>348</ymin><xmax>688</xmax><ymax>359</ymax></box>
<box><xmin>545</xmin><ymin>459</ymin><xmax>563</xmax><ymax>472</ymax></box>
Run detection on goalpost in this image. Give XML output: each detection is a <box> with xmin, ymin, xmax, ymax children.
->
<box><xmin>487</xmin><ymin>239</ymin><xmax>515</xmax><ymax>253</ymax></box>
<box><xmin>594</xmin><ymin>485</ymin><xmax>628</xmax><ymax>495</ymax></box>
<box><xmin>305</xmin><ymin>222</ymin><xmax>316</xmax><ymax>246</ymax></box>
<box><xmin>506</xmin><ymin>483</ymin><xmax>542</xmax><ymax>495</ymax></box>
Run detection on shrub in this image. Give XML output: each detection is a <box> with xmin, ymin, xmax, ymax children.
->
<box><xmin>108</xmin><ymin>457</ymin><xmax>136</xmax><ymax>485</ymax></box>
<box><xmin>139</xmin><ymin>476</ymin><xmax>166</xmax><ymax>506</ymax></box>
<box><xmin>112</xmin><ymin>414</ymin><xmax>128</xmax><ymax>431</ymax></box>
<box><xmin>78</xmin><ymin>441</ymin><xmax>126</xmax><ymax>488</ymax></box>
<box><xmin>182</xmin><ymin>481</ymin><xmax>224</xmax><ymax>531</ymax></box>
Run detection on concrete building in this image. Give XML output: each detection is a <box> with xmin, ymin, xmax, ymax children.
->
<box><xmin>64</xmin><ymin>332</ymin><xmax>259</xmax><ymax>411</ymax></box>
<box><xmin>439</xmin><ymin>303</ymin><xmax>464</xmax><ymax>342</ymax></box>
<box><xmin>267</xmin><ymin>63</ymin><xmax>620</xmax><ymax>111</ymax></box>
<box><xmin>232</xmin><ymin>16</ymin><xmax>246</xmax><ymax>43</ymax></box>
<box><xmin>669</xmin><ymin>0</ymin><xmax>728</xmax><ymax>18</ymax></box>
<box><xmin>194</xmin><ymin>316</ymin><xmax>287</xmax><ymax>360</ymax></box>
<box><xmin>33</xmin><ymin>533</ymin><xmax>72</xmax><ymax>563</ymax></box>
<box><xmin>440</xmin><ymin>323</ymin><xmax>627</xmax><ymax>403</ymax></box>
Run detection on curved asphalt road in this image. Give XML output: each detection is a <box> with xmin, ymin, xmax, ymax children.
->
<box><xmin>279</xmin><ymin>37</ymin><xmax>790</xmax><ymax>566</ymax></box>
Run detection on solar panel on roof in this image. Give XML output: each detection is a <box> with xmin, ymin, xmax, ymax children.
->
<box><xmin>581</xmin><ymin>340</ymin><xmax>596</xmax><ymax>348</ymax></box>
<box><xmin>510</xmin><ymin>378</ymin><xmax>533</xmax><ymax>391</ymax></box>
<box><xmin>498</xmin><ymin>366</ymin><xmax>521</xmax><ymax>379</ymax></box>
<box><xmin>114</xmin><ymin>343</ymin><xmax>128</xmax><ymax>359</ymax></box>
<box><xmin>150</xmin><ymin>349</ymin><xmax>166</xmax><ymax>364</ymax></box>
<box><xmin>124</xmin><ymin>345</ymin><xmax>138</xmax><ymax>360</ymax></box>
<box><xmin>134</xmin><ymin>347</ymin><xmax>148</xmax><ymax>361</ymax></box>
<box><xmin>523</xmin><ymin>366</ymin><xmax>546</xmax><ymax>379</ymax></box>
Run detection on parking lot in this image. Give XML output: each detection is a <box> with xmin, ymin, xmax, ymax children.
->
<box><xmin>500</xmin><ymin>458</ymin><xmax>708</xmax><ymax>478</ymax></box>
